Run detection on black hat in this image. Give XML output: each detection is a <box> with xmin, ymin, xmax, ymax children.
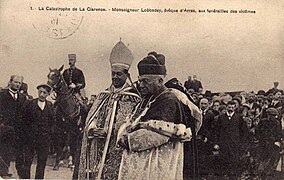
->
<box><xmin>165</xmin><ymin>78</ymin><xmax>184</xmax><ymax>92</ymax></box>
<box><xmin>204</xmin><ymin>90</ymin><xmax>212</xmax><ymax>97</ymax></box>
<box><xmin>37</xmin><ymin>83</ymin><xmax>52</xmax><ymax>93</ymax></box>
<box><xmin>137</xmin><ymin>51</ymin><xmax>166</xmax><ymax>76</ymax></box>
<box><xmin>257</xmin><ymin>90</ymin><xmax>266</xmax><ymax>96</ymax></box>
<box><xmin>232</xmin><ymin>97</ymin><xmax>242</xmax><ymax>105</ymax></box>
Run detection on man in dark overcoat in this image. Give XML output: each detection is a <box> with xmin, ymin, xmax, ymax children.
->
<box><xmin>21</xmin><ymin>83</ymin><xmax>54</xmax><ymax>179</ymax></box>
<box><xmin>197</xmin><ymin>98</ymin><xmax>216</xmax><ymax>176</ymax></box>
<box><xmin>0</xmin><ymin>75</ymin><xmax>27</xmax><ymax>178</ymax></box>
<box><xmin>214</xmin><ymin>100</ymin><xmax>249</xmax><ymax>178</ymax></box>
<box><xmin>255</xmin><ymin>107</ymin><xmax>282</xmax><ymax>178</ymax></box>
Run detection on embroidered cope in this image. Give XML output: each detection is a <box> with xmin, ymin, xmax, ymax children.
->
<box><xmin>78</xmin><ymin>84</ymin><xmax>140</xmax><ymax>180</ymax></box>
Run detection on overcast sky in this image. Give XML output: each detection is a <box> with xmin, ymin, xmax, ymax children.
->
<box><xmin>1</xmin><ymin>0</ymin><xmax>283</xmax><ymax>97</ymax></box>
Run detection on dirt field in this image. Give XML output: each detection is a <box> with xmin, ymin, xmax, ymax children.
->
<box><xmin>3</xmin><ymin>156</ymin><xmax>73</xmax><ymax>179</ymax></box>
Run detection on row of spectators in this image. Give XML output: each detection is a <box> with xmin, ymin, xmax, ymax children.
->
<box><xmin>186</xmin><ymin>81</ymin><xmax>283</xmax><ymax>179</ymax></box>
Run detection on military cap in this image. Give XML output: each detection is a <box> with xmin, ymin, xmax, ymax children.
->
<box><xmin>68</xmin><ymin>54</ymin><xmax>76</xmax><ymax>59</ymax></box>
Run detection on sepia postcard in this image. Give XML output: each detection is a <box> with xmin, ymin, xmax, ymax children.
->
<box><xmin>1</xmin><ymin>0</ymin><xmax>283</xmax><ymax>96</ymax></box>
<box><xmin>0</xmin><ymin>0</ymin><xmax>283</xmax><ymax>179</ymax></box>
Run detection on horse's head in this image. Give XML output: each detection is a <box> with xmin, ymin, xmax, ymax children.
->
<box><xmin>47</xmin><ymin>65</ymin><xmax>81</xmax><ymax>119</ymax></box>
<box><xmin>47</xmin><ymin>65</ymin><xmax>64</xmax><ymax>89</ymax></box>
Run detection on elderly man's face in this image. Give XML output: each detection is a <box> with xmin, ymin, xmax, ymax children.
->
<box><xmin>10</xmin><ymin>76</ymin><xmax>23</xmax><ymax>91</ymax></box>
<box><xmin>111</xmin><ymin>70</ymin><xmax>128</xmax><ymax>88</ymax></box>
<box><xmin>138</xmin><ymin>76</ymin><xmax>161</xmax><ymax>96</ymax></box>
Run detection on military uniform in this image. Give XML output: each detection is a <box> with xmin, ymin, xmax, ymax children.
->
<box><xmin>63</xmin><ymin>67</ymin><xmax>85</xmax><ymax>94</ymax></box>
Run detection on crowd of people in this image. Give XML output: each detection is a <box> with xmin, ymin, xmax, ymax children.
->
<box><xmin>182</xmin><ymin>81</ymin><xmax>283</xmax><ymax>179</ymax></box>
<box><xmin>0</xmin><ymin>40</ymin><xmax>283</xmax><ymax>180</ymax></box>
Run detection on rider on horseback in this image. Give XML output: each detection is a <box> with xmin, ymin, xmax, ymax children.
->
<box><xmin>48</xmin><ymin>54</ymin><xmax>87</xmax><ymax>171</ymax></box>
<box><xmin>63</xmin><ymin>53</ymin><xmax>86</xmax><ymax>103</ymax></box>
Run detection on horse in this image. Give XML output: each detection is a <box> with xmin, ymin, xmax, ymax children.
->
<box><xmin>47</xmin><ymin>65</ymin><xmax>85</xmax><ymax>171</ymax></box>
<box><xmin>47</xmin><ymin>65</ymin><xmax>81</xmax><ymax>118</ymax></box>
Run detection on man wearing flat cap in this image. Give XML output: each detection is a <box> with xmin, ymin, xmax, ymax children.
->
<box><xmin>118</xmin><ymin>51</ymin><xmax>192</xmax><ymax>180</ymax></box>
<box><xmin>255</xmin><ymin>107</ymin><xmax>282</xmax><ymax>178</ymax></box>
<box><xmin>63</xmin><ymin>54</ymin><xmax>86</xmax><ymax>101</ymax></box>
<box><xmin>21</xmin><ymin>83</ymin><xmax>54</xmax><ymax>179</ymax></box>
<box><xmin>77</xmin><ymin>40</ymin><xmax>140</xmax><ymax>180</ymax></box>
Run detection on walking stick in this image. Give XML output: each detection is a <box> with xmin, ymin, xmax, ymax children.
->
<box><xmin>97</xmin><ymin>99</ymin><xmax>118</xmax><ymax>180</ymax></box>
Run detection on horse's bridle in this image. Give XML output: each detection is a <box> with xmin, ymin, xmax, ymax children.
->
<box><xmin>48</xmin><ymin>72</ymin><xmax>81</xmax><ymax>119</ymax></box>
<box><xmin>49</xmin><ymin>72</ymin><xmax>73</xmax><ymax>96</ymax></box>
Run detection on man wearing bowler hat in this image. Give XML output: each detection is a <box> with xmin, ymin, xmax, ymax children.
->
<box><xmin>21</xmin><ymin>83</ymin><xmax>54</xmax><ymax>179</ymax></box>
